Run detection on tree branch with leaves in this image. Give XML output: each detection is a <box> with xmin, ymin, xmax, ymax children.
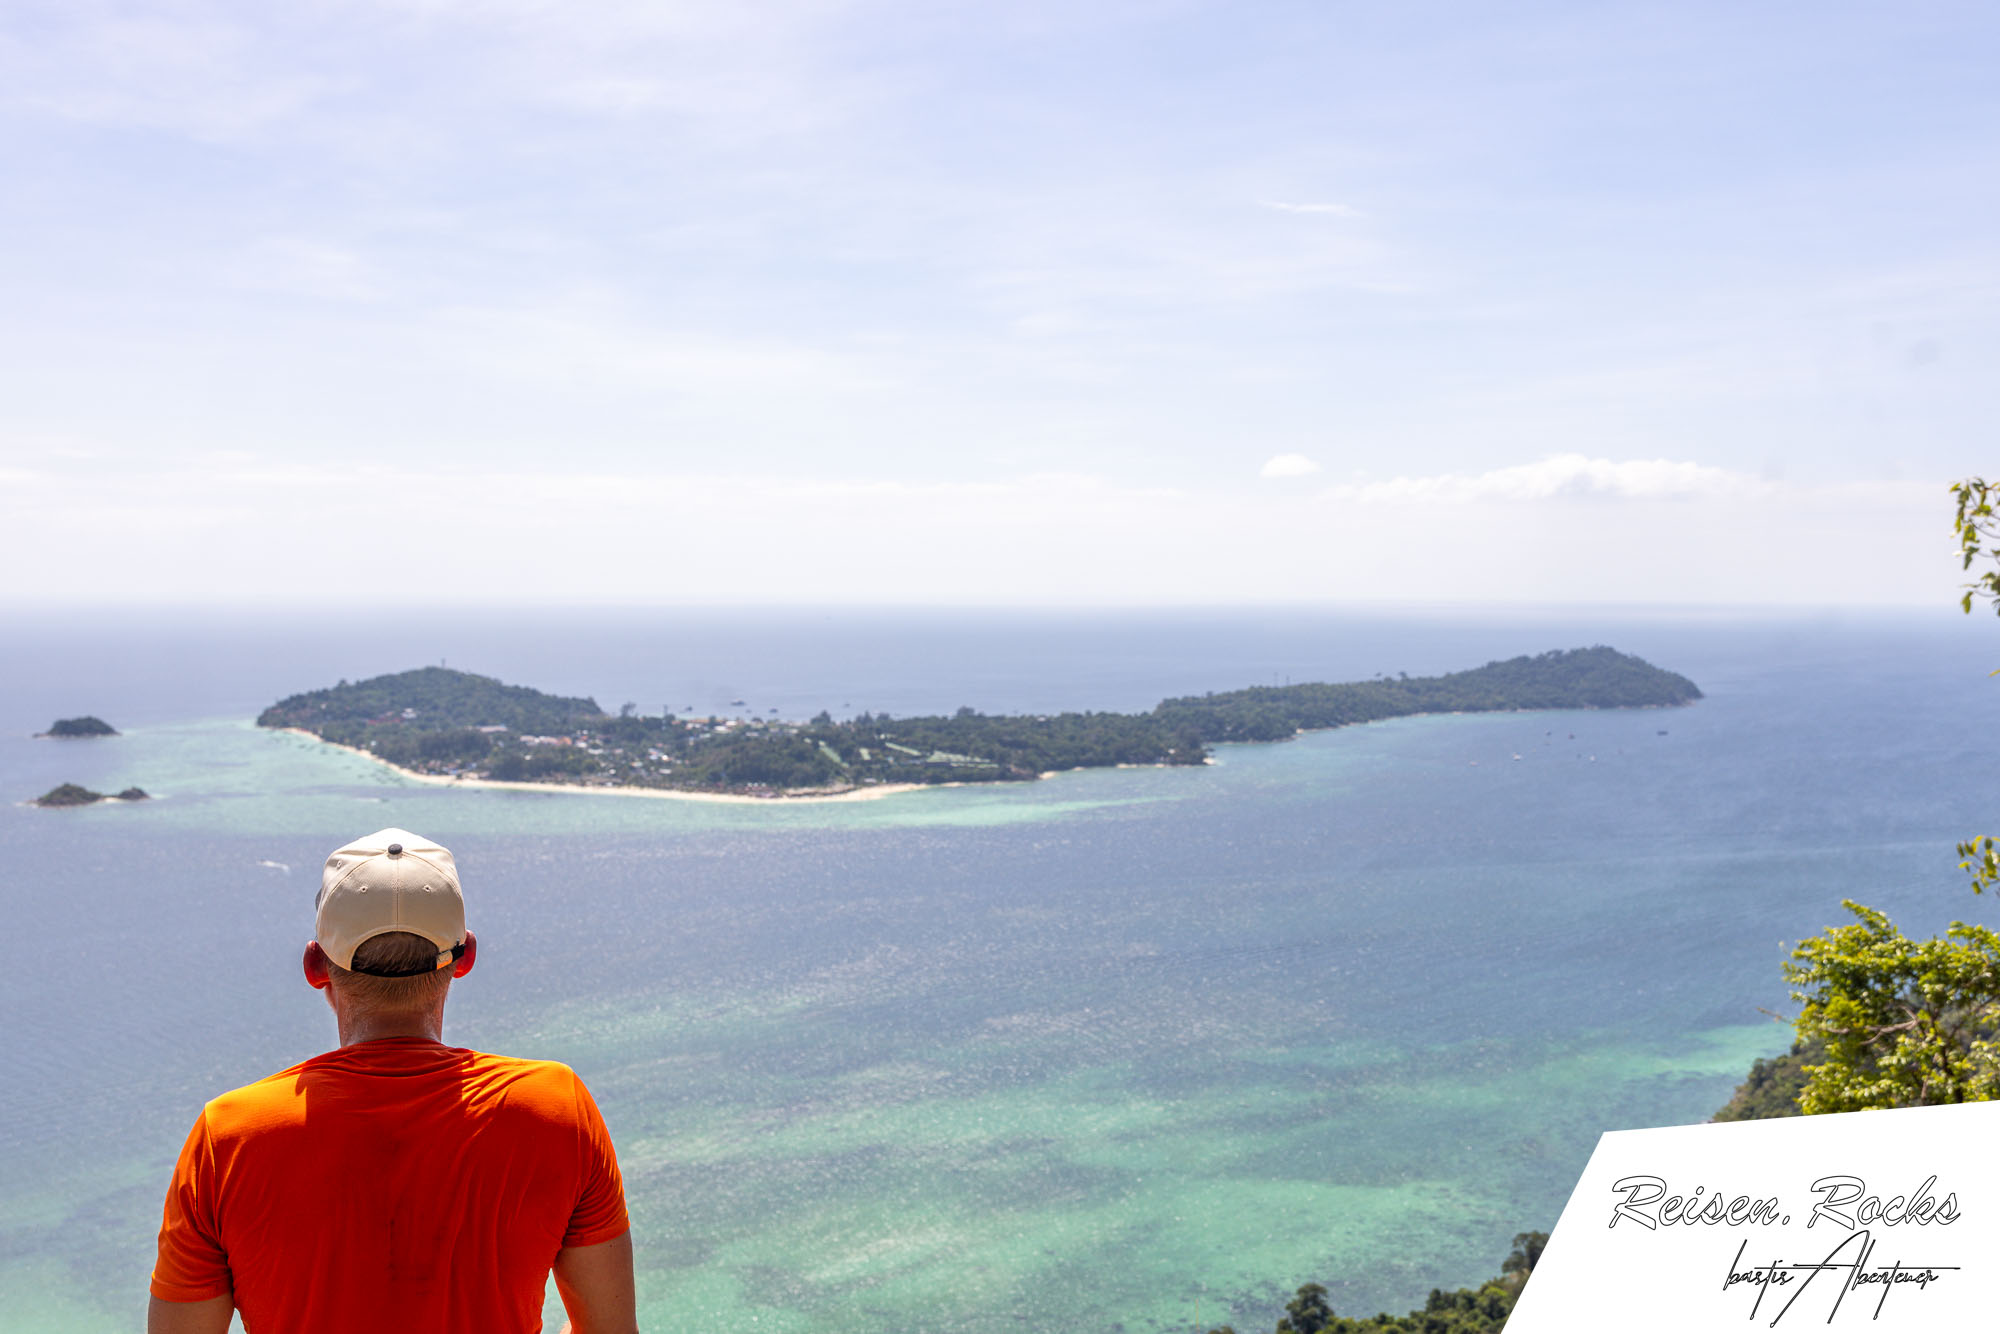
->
<box><xmin>1950</xmin><ymin>479</ymin><xmax>2000</xmax><ymax>893</ymax></box>
<box><xmin>1784</xmin><ymin>901</ymin><xmax>2000</xmax><ymax>1113</ymax></box>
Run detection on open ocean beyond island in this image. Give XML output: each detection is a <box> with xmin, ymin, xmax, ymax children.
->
<box><xmin>1</xmin><ymin>606</ymin><xmax>1994</xmax><ymax>1333</ymax></box>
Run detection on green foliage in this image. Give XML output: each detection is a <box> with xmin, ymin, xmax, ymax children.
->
<box><xmin>1950</xmin><ymin>478</ymin><xmax>2000</xmax><ymax>893</ymax></box>
<box><xmin>598</xmin><ymin>714</ymin><xmax>680</xmax><ymax>748</ymax></box>
<box><xmin>677</xmin><ymin>732</ymin><xmax>846</xmax><ymax>790</ymax></box>
<box><xmin>485</xmin><ymin>745</ymin><xmax>599</xmax><ymax>782</ymax></box>
<box><xmin>1232</xmin><ymin>1234</ymin><xmax>1544</xmax><ymax>1334</ymax></box>
<box><xmin>368</xmin><ymin>727</ymin><xmax>504</xmax><ymax>769</ymax></box>
<box><xmin>1783</xmin><ymin>901</ymin><xmax>2000</xmax><ymax>1113</ymax></box>
<box><xmin>1278</xmin><ymin>1282</ymin><xmax>1333</xmax><ymax>1334</ymax></box>
<box><xmin>1711</xmin><ymin>1038</ymin><xmax>1821</xmax><ymax>1121</ymax></box>
<box><xmin>857</xmin><ymin>708</ymin><xmax>1206</xmax><ymax>778</ymax></box>
<box><xmin>1956</xmin><ymin>834</ymin><xmax>2000</xmax><ymax>897</ymax></box>
<box><xmin>1951</xmin><ymin>477</ymin><xmax>2000</xmax><ymax>617</ymax></box>
<box><xmin>257</xmin><ymin>666</ymin><xmax>603</xmax><ymax>733</ymax></box>
<box><xmin>1499</xmin><ymin>1232</ymin><xmax>1544</xmax><ymax>1278</ymax></box>
<box><xmin>1725</xmin><ymin>480</ymin><xmax>2000</xmax><ymax>1119</ymax></box>
<box><xmin>1154</xmin><ymin>648</ymin><xmax>1699</xmax><ymax>743</ymax></box>
<box><xmin>43</xmin><ymin>715</ymin><xmax>117</xmax><ymax>737</ymax></box>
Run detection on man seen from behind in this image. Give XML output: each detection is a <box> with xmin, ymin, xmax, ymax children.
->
<box><xmin>148</xmin><ymin>828</ymin><xmax>638</xmax><ymax>1334</ymax></box>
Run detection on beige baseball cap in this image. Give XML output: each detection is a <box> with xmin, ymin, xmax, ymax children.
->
<box><xmin>315</xmin><ymin>827</ymin><xmax>466</xmax><ymax>975</ymax></box>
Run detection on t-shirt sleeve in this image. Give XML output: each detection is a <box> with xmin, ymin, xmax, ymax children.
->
<box><xmin>151</xmin><ymin>1110</ymin><xmax>234</xmax><ymax>1302</ymax></box>
<box><xmin>563</xmin><ymin>1073</ymin><xmax>630</xmax><ymax>1249</ymax></box>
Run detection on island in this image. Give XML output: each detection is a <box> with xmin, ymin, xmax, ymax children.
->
<box><xmin>32</xmin><ymin>784</ymin><xmax>148</xmax><ymax>807</ymax></box>
<box><xmin>256</xmin><ymin>647</ymin><xmax>1701</xmax><ymax>798</ymax></box>
<box><xmin>39</xmin><ymin>716</ymin><xmax>119</xmax><ymax>738</ymax></box>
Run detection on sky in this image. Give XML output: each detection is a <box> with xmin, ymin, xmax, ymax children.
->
<box><xmin>1</xmin><ymin>0</ymin><xmax>1996</xmax><ymax>605</ymax></box>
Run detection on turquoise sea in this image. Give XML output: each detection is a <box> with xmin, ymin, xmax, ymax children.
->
<box><xmin>0</xmin><ymin>607</ymin><xmax>1991</xmax><ymax>1332</ymax></box>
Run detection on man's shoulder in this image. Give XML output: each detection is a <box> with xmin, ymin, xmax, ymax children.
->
<box><xmin>196</xmin><ymin>1048</ymin><xmax>604</xmax><ymax>1144</ymax></box>
<box><xmin>202</xmin><ymin>1056</ymin><xmax>317</xmax><ymax>1123</ymax></box>
<box><xmin>199</xmin><ymin>1046</ymin><xmax>590</xmax><ymax>1131</ymax></box>
<box><xmin>457</xmin><ymin>1048</ymin><xmax>580</xmax><ymax>1079</ymax></box>
<box><xmin>458</xmin><ymin>1049</ymin><xmax>593</xmax><ymax>1099</ymax></box>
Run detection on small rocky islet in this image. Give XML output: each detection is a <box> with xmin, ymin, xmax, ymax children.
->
<box><xmin>37</xmin><ymin>715</ymin><xmax>119</xmax><ymax>738</ymax></box>
<box><xmin>32</xmin><ymin>783</ymin><xmax>149</xmax><ymax>808</ymax></box>
<box><xmin>29</xmin><ymin>716</ymin><xmax>148</xmax><ymax>806</ymax></box>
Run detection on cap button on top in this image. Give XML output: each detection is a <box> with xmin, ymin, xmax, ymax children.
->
<box><xmin>387</xmin><ymin>843</ymin><xmax>403</xmax><ymax>855</ymax></box>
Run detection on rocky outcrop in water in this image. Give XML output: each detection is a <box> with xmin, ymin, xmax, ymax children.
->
<box><xmin>39</xmin><ymin>716</ymin><xmax>119</xmax><ymax>738</ymax></box>
<box><xmin>31</xmin><ymin>783</ymin><xmax>150</xmax><ymax>807</ymax></box>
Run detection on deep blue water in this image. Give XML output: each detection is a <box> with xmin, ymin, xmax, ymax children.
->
<box><xmin>0</xmin><ymin>606</ymin><xmax>1991</xmax><ymax>1332</ymax></box>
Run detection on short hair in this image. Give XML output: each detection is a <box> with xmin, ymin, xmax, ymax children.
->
<box><xmin>327</xmin><ymin>931</ymin><xmax>454</xmax><ymax>1014</ymax></box>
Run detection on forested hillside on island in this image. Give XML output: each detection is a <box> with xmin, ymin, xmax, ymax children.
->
<box><xmin>259</xmin><ymin>667</ymin><xmax>603</xmax><ymax>737</ymax></box>
<box><xmin>257</xmin><ymin>647</ymin><xmax>1700</xmax><ymax>796</ymax></box>
<box><xmin>1155</xmin><ymin>646</ymin><xmax>1701</xmax><ymax>743</ymax></box>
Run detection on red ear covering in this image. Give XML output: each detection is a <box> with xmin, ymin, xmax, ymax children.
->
<box><xmin>303</xmin><ymin>940</ymin><xmax>333</xmax><ymax>990</ymax></box>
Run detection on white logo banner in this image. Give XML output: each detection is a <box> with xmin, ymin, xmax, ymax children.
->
<box><xmin>1507</xmin><ymin>1102</ymin><xmax>1997</xmax><ymax>1330</ymax></box>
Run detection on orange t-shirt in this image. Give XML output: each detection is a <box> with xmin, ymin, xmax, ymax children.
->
<box><xmin>151</xmin><ymin>1038</ymin><xmax>628</xmax><ymax>1332</ymax></box>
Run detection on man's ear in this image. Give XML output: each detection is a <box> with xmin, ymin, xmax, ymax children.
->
<box><xmin>303</xmin><ymin>940</ymin><xmax>332</xmax><ymax>990</ymax></box>
<box><xmin>453</xmin><ymin>931</ymin><xmax>477</xmax><ymax>979</ymax></box>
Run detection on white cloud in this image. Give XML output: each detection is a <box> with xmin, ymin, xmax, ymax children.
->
<box><xmin>0</xmin><ymin>459</ymin><xmax>1947</xmax><ymax>608</ymax></box>
<box><xmin>1260</xmin><ymin>453</ymin><xmax>1322</xmax><ymax>478</ymax></box>
<box><xmin>542</xmin><ymin>75</ymin><xmax>672</xmax><ymax>115</ymax></box>
<box><xmin>1261</xmin><ymin>201</ymin><xmax>1363</xmax><ymax>218</ymax></box>
<box><xmin>235</xmin><ymin>238</ymin><xmax>385</xmax><ymax>303</ymax></box>
<box><xmin>0</xmin><ymin>11</ymin><xmax>335</xmax><ymax>140</ymax></box>
<box><xmin>1323</xmin><ymin>454</ymin><xmax>1774</xmax><ymax>504</ymax></box>
<box><xmin>422</xmin><ymin>301</ymin><xmax>893</xmax><ymax>395</ymax></box>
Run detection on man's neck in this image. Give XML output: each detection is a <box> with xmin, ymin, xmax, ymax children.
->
<box><xmin>336</xmin><ymin>1010</ymin><xmax>446</xmax><ymax>1046</ymax></box>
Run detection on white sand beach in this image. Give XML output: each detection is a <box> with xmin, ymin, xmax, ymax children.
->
<box><xmin>278</xmin><ymin>729</ymin><xmax>927</xmax><ymax>804</ymax></box>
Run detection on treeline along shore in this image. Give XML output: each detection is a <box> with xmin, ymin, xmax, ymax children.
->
<box><xmin>256</xmin><ymin>647</ymin><xmax>1701</xmax><ymax>797</ymax></box>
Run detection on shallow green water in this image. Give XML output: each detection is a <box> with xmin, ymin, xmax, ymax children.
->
<box><xmin>2</xmin><ymin>615</ymin><xmax>1990</xmax><ymax>1332</ymax></box>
